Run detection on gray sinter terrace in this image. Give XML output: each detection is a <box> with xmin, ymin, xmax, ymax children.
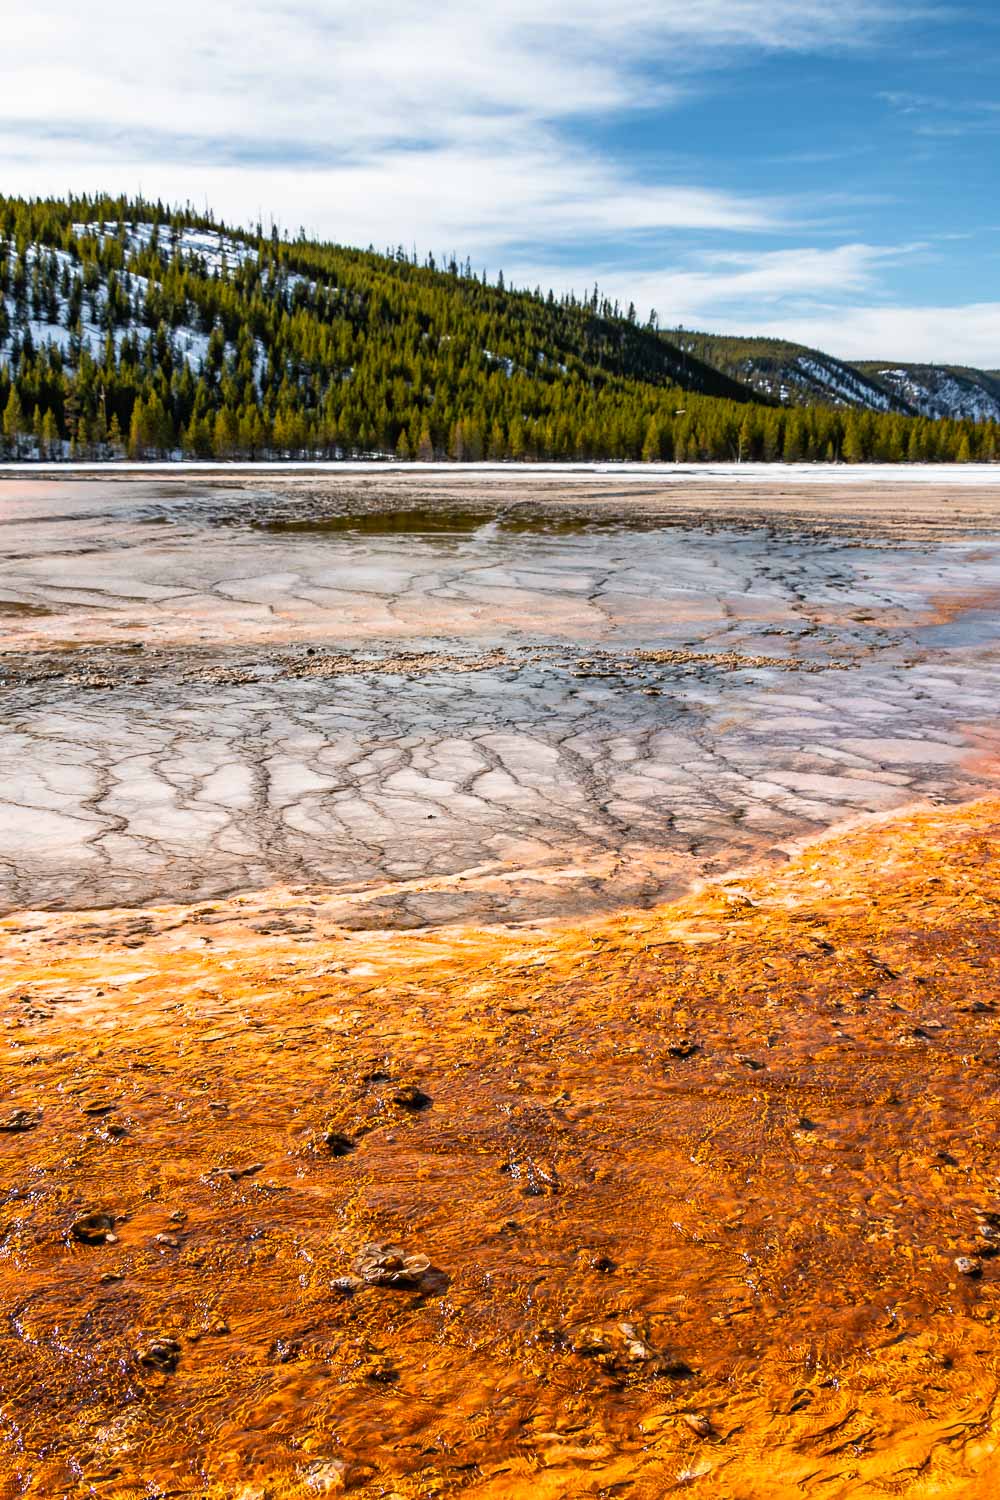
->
<box><xmin>1</xmin><ymin>474</ymin><xmax>999</xmax><ymax>925</ymax></box>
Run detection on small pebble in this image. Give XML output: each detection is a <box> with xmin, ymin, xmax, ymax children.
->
<box><xmin>218</xmin><ymin>1162</ymin><xmax>265</xmax><ymax>1181</ymax></box>
<box><xmin>332</xmin><ymin>1275</ymin><xmax>364</xmax><ymax>1297</ymax></box>
<box><xmin>354</xmin><ymin>1243</ymin><xmax>434</xmax><ymax>1289</ymax></box>
<box><xmin>136</xmin><ymin>1337</ymin><xmax>181</xmax><ymax>1373</ymax></box>
<box><xmin>322</xmin><ymin>1131</ymin><xmax>357</xmax><ymax>1157</ymax></box>
<box><xmin>70</xmin><ymin>1211</ymin><xmax>118</xmax><ymax>1246</ymax></box>
<box><xmin>392</xmin><ymin>1084</ymin><xmax>431</xmax><ymax>1111</ymax></box>
<box><xmin>666</xmin><ymin>1038</ymin><xmax>700</xmax><ymax>1060</ymax></box>
<box><xmin>681</xmin><ymin>1412</ymin><xmax>715</xmax><ymax>1438</ymax></box>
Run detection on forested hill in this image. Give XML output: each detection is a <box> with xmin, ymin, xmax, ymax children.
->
<box><xmin>853</xmin><ymin>362</ymin><xmax>1000</xmax><ymax>423</ymax></box>
<box><xmin>1</xmin><ymin>193</ymin><xmax>998</xmax><ymax>465</ymax></box>
<box><xmin>674</xmin><ymin>331</ymin><xmax>1000</xmax><ymax>426</ymax></box>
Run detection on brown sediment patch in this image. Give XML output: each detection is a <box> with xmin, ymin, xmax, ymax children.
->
<box><xmin>925</xmin><ymin>584</ymin><xmax>1000</xmax><ymax>627</ymax></box>
<box><xmin>0</xmin><ymin>642</ymin><xmax>850</xmax><ymax>693</ymax></box>
<box><xmin>956</xmin><ymin>723</ymin><xmax>1000</xmax><ymax>782</ymax></box>
<box><xmin>3</xmin><ymin>800</ymin><xmax>1000</xmax><ymax>1497</ymax></box>
<box><xmin>0</xmin><ymin>602</ymin><xmax>53</xmax><ymax>618</ymax></box>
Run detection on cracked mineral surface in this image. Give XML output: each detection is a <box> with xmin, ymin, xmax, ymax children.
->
<box><xmin>2</xmin><ymin>474</ymin><xmax>1000</xmax><ymax>921</ymax></box>
<box><xmin>2</xmin><ymin>471</ymin><xmax>1000</xmax><ymax>1499</ymax></box>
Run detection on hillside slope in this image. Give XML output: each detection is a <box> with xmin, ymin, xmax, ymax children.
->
<box><xmin>0</xmin><ymin>193</ymin><xmax>756</xmax><ymax>466</ymax></box>
<box><xmin>673</xmin><ymin>331</ymin><xmax>908</xmax><ymax>413</ymax></box>
<box><xmin>853</xmin><ymin>362</ymin><xmax>1000</xmax><ymax>423</ymax></box>
<box><xmin>0</xmin><ymin>194</ymin><xmax>997</xmax><ymax>464</ymax></box>
<box><xmin>675</xmin><ymin>331</ymin><xmax>1000</xmax><ymax>424</ymax></box>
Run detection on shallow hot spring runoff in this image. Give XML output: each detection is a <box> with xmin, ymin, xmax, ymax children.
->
<box><xmin>3</xmin><ymin>470</ymin><xmax>1000</xmax><ymax>1499</ymax></box>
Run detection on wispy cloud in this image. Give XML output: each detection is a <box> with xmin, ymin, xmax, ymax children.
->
<box><xmin>719</xmin><ymin>303</ymin><xmax>1000</xmax><ymax>364</ymax></box>
<box><xmin>7</xmin><ymin>2</ymin><xmax>912</xmax><ymax>153</ymax></box>
<box><xmin>508</xmin><ymin>242</ymin><xmax>925</xmax><ymax>329</ymax></box>
<box><xmin>2</xmin><ymin>0</ymin><xmax>909</xmax><ymax>248</ymax></box>
<box><xmin>878</xmin><ymin>87</ymin><xmax>1000</xmax><ymax>137</ymax></box>
<box><xmin>5</xmin><ymin>0</ymin><xmax>985</xmax><ymax>362</ymax></box>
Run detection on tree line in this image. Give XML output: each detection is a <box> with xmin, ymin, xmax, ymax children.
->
<box><xmin>1</xmin><ymin>193</ymin><xmax>997</xmax><ymax>465</ymax></box>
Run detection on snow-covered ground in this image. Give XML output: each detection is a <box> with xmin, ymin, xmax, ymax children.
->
<box><xmin>72</xmin><ymin>222</ymin><xmax>257</xmax><ymax>275</ymax></box>
<box><xmin>2</xmin><ymin>225</ymin><xmax>268</xmax><ymax>379</ymax></box>
<box><xmin>1</xmin><ymin>460</ymin><xmax>998</xmax><ymax>484</ymax></box>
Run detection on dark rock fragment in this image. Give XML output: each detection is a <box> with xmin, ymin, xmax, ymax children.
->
<box><xmin>322</xmin><ymin>1131</ymin><xmax>357</xmax><ymax>1157</ymax></box>
<box><xmin>362</xmin><ymin>1353</ymin><xmax>398</xmax><ymax>1383</ymax></box>
<box><xmin>213</xmin><ymin>1162</ymin><xmax>265</xmax><ymax>1182</ymax></box>
<box><xmin>572</xmin><ymin>1320</ymin><xmax>692</xmax><ymax>1379</ymax></box>
<box><xmin>136</xmin><ymin>1337</ymin><xmax>181</xmax><ymax>1373</ymax></box>
<box><xmin>392</xmin><ymin>1084</ymin><xmax>431</xmax><ymax>1111</ymax></box>
<box><xmin>69</xmin><ymin>1211</ymin><xmax>118</xmax><ymax>1245</ymax></box>
<box><xmin>353</xmin><ymin>1242</ymin><xmax>443</xmax><ymax>1292</ymax></box>
<box><xmin>665</xmin><ymin>1038</ymin><xmax>700</xmax><ymax>1059</ymax></box>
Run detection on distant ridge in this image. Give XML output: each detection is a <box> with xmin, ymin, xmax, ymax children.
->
<box><xmin>673</xmin><ymin>332</ymin><xmax>1000</xmax><ymax>425</ymax></box>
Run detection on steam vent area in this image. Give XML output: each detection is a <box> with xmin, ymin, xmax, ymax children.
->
<box><xmin>4</xmin><ymin>468</ymin><xmax>1000</xmax><ymax>1499</ymax></box>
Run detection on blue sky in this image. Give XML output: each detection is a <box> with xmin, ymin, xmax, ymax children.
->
<box><xmin>2</xmin><ymin>0</ymin><xmax>999</xmax><ymax>362</ymax></box>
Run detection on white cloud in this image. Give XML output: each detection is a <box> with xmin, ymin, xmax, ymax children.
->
<box><xmin>4</xmin><ymin>2</ymin><xmax>908</xmax><ymax>154</ymax></box>
<box><xmin>1</xmin><ymin>0</ymin><xmax>905</xmax><ymax>251</ymax></box>
<box><xmin>495</xmin><ymin>244</ymin><xmax>1000</xmax><ymax>366</ymax></box>
<box><xmin>719</xmin><ymin>304</ymin><xmax>1000</xmax><ymax>365</ymax></box>
<box><xmin>630</xmin><ymin>243</ymin><xmax>908</xmax><ymax>309</ymax></box>
<box><xmin>501</xmin><ymin>242</ymin><xmax>916</xmax><ymax>328</ymax></box>
<box><xmin>0</xmin><ymin>144</ymin><xmax>778</xmax><ymax>266</ymax></box>
<box><xmin>8</xmin><ymin>0</ymin><xmax>984</xmax><ymax>363</ymax></box>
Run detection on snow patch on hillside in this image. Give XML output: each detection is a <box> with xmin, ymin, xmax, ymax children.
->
<box><xmin>1</xmin><ymin>229</ymin><xmax>264</xmax><ymax>381</ymax></box>
<box><xmin>875</xmin><ymin>367</ymin><xmax>1000</xmax><ymax>423</ymax></box>
<box><xmin>74</xmin><ymin>222</ymin><xmax>257</xmax><ymax>275</ymax></box>
<box><xmin>794</xmin><ymin>357</ymin><xmax>894</xmax><ymax>412</ymax></box>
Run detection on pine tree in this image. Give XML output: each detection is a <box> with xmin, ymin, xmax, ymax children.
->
<box><xmin>0</xmin><ymin>190</ymin><xmax>996</xmax><ymax>473</ymax></box>
<box><xmin>841</xmin><ymin>415</ymin><xmax>865</xmax><ymax>465</ymax></box>
<box><xmin>41</xmin><ymin>407</ymin><xmax>59</xmax><ymax>459</ymax></box>
<box><xmin>641</xmin><ymin>416</ymin><xmax>661</xmax><ymax>463</ymax></box>
<box><xmin>3</xmin><ymin>386</ymin><xmax>25</xmax><ymax>456</ymax></box>
<box><xmin>128</xmin><ymin>397</ymin><xmax>148</xmax><ymax>460</ymax></box>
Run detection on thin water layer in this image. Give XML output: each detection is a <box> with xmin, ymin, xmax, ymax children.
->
<box><xmin>2</xmin><ymin>798</ymin><xmax>1000</xmax><ymax>1498</ymax></box>
<box><xmin>2</xmin><ymin>476</ymin><xmax>1000</xmax><ymax>918</ymax></box>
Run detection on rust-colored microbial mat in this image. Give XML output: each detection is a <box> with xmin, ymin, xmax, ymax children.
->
<box><xmin>3</xmin><ymin>798</ymin><xmax>1000</xmax><ymax>1499</ymax></box>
